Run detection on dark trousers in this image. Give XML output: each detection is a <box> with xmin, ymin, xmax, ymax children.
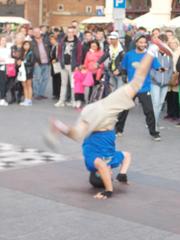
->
<box><xmin>52</xmin><ymin>73</ymin><xmax>61</xmax><ymax>99</ymax></box>
<box><xmin>115</xmin><ymin>92</ymin><xmax>157</xmax><ymax>136</ymax></box>
<box><xmin>166</xmin><ymin>91</ymin><xmax>180</xmax><ymax>119</ymax></box>
<box><xmin>6</xmin><ymin>77</ymin><xmax>16</xmax><ymax>102</ymax></box>
<box><xmin>0</xmin><ymin>70</ymin><xmax>7</xmax><ymax>99</ymax></box>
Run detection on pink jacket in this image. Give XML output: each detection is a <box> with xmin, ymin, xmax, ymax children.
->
<box><xmin>73</xmin><ymin>70</ymin><xmax>85</xmax><ymax>94</ymax></box>
<box><xmin>84</xmin><ymin>49</ymin><xmax>104</xmax><ymax>80</ymax></box>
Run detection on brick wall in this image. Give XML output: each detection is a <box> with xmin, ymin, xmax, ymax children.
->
<box><xmin>24</xmin><ymin>0</ymin><xmax>105</xmax><ymax>27</ymax></box>
<box><xmin>25</xmin><ymin>0</ymin><xmax>40</xmax><ymax>27</ymax></box>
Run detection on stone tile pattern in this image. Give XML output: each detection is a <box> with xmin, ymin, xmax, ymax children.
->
<box><xmin>0</xmin><ymin>143</ymin><xmax>66</xmax><ymax>171</ymax></box>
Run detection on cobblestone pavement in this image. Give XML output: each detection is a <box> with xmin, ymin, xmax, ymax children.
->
<box><xmin>0</xmin><ymin>98</ymin><xmax>179</xmax><ymax>240</ymax></box>
<box><xmin>0</xmin><ymin>142</ymin><xmax>67</xmax><ymax>171</ymax></box>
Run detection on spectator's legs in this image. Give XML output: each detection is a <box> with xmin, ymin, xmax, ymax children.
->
<box><xmin>33</xmin><ymin>64</ymin><xmax>41</xmax><ymax>97</ymax></box>
<box><xmin>0</xmin><ymin>71</ymin><xmax>6</xmax><ymax>99</ymax></box>
<box><xmin>115</xmin><ymin>110</ymin><xmax>129</xmax><ymax>134</ymax></box>
<box><xmin>39</xmin><ymin>64</ymin><xmax>50</xmax><ymax>97</ymax></box>
<box><xmin>58</xmin><ymin>67</ymin><xmax>69</xmax><ymax>103</ymax></box>
<box><xmin>151</xmin><ymin>84</ymin><xmax>168</xmax><ymax>128</ymax></box>
<box><xmin>138</xmin><ymin>92</ymin><xmax>156</xmax><ymax>135</ymax></box>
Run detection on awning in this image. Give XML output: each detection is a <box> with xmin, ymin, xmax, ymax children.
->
<box><xmin>0</xmin><ymin>16</ymin><xmax>30</xmax><ymax>25</ymax></box>
<box><xmin>81</xmin><ymin>16</ymin><xmax>132</xmax><ymax>25</ymax></box>
<box><xmin>132</xmin><ymin>13</ymin><xmax>170</xmax><ymax>30</ymax></box>
<box><xmin>168</xmin><ymin>16</ymin><xmax>180</xmax><ymax>28</ymax></box>
<box><xmin>81</xmin><ymin>16</ymin><xmax>114</xmax><ymax>24</ymax></box>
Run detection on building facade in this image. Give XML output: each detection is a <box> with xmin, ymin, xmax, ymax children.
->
<box><xmin>0</xmin><ymin>0</ymin><xmax>25</xmax><ymax>17</ymax></box>
<box><xmin>0</xmin><ymin>0</ymin><xmax>180</xmax><ymax>27</ymax></box>
<box><xmin>25</xmin><ymin>0</ymin><xmax>105</xmax><ymax>27</ymax></box>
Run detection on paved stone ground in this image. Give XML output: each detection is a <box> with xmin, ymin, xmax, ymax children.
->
<box><xmin>0</xmin><ymin>97</ymin><xmax>179</xmax><ymax>240</ymax></box>
<box><xmin>0</xmin><ymin>142</ymin><xmax>67</xmax><ymax>171</ymax></box>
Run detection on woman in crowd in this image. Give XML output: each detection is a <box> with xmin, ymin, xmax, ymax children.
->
<box><xmin>19</xmin><ymin>40</ymin><xmax>34</xmax><ymax>106</ymax></box>
<box><xmin>83</xmin><ymin>40</ymin><xmax>104</xmax><ymax>102</ymax></box>
<box><xmin>49</xmin><ymin>34</ymin><xmax>61</xmax><ymax>100</ymax></box>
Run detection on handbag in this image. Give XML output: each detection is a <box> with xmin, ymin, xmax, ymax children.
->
<box><xmin>52</xmin><ymin>62</ymin><xmax>61</xmax><ymax>74</ymax></box>
<box><xmin>6</xmin><ymin>64</ymin><xmax>16</xmax><ymax>77</ymax></box>
<box><xmin>17</xmin><ymin>62</ymin><xmax>26</xmax><ymax>82</ymax></box>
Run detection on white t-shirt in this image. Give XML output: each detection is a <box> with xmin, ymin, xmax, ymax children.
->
<box><xmin>0</xmin><ymin>47</ymin><xmax>14</xmax><ymax>71</ymax></box>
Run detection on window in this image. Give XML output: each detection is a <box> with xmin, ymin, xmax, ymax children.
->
<box><xmin>57</xmin><ymin>4</ymin><xmax>64</xmax><ymax>12</ymax></box>
<box><xmin>85</xmin><ymin>5</ymin><xmax>92</xmax><ymax>14</ymax></box>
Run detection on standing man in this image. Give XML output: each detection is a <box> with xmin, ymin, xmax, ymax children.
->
<box><xmin>32</xmin><ymin>28</ymin><xmax>50</xmax><ymax>99</ymax></box>
<box><xmin>115</xmin><ymin>34</ymin><xmax>161</xmax><ymax>141</ymax></box>
<box><xmin>55</xmin><ymin>26</ymin><xmax>82</xmax><ymax>107</ymax></box>
<box><xmin>97</xmin><ymin>31</ymin><xmax>125</xmax><ymax>91</ymax></box>
<box><xmin>81</xmin><ymin>30</ymin><xmax>94</xmax><ymax>64</ymax></box>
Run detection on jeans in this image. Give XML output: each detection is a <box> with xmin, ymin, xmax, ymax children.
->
<box><xmin>151</xmin><ymin>84</ymin><xmax>168</xmax><ymax>125</ymax></box>
<box><xmin>33</xmin><ymin>64</ymin><xmax>50</xmax><ymax>97</ymax></box>
<box><xmin>59</xmin><ymin>65</ymin><xmax>74</xmax><ymax>103</ymax></box>
<box><xmin>110</xmin><ymin>74</ymin><xmax>124</xmax><ymax>91</ymax></box>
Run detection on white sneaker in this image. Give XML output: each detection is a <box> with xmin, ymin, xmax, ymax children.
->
<box><xmin>20</xmin><ymin>99</ymin><xmax>32</xmax><ymax>106</ymax></box>
<box><xmin>66</xmin><ymin>101</ymin><xmax>76</xmax><ymax>107</ymax></box>
<box><xmin>0</xmin><ymin>99</ymin><xmax>8</xmax><ymax>106</ymax></box>
<box><xmin>54</xmin><ymin>101</ymin><xmax>65</xmax><ymax>107</ymax></box>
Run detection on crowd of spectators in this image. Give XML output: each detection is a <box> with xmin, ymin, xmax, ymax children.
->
<box><xmin>0</xmin><ymin>20</ymin><xmax>180</xmax><ymax>137</ymax></box>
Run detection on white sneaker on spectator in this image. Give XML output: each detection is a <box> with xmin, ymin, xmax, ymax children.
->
<box><xmin>20</xmin><ymin>99</ymin><xmax>32</xmax><ymax>106</ymax></box>
<box><xmin>54</xmin><ymin>101</ymin><xmax>65</xmax><ymax>107</ymax></box>
<box><xmin>0</xmin><ymin>99</ymin><xmax>8</xmax><ymax>106</ymax></box>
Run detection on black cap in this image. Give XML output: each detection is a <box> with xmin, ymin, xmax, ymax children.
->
<box><xmin>89</xmin><ymin>172</ymin><xmax>104</xmax><ymax>188</ymax></box>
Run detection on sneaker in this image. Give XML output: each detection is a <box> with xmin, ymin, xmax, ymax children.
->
<box><xmin>40</xmin><ymin>95</ymin><xmax>48</xmax><ymax>99</ymax></box>
<box><xmin>152</xmin><ymin>133</ymin><xmax>161</xmax><ymax>141</ymax></box>
<box><xmin>20</xmin><ymin>99</ymin><xmax>32</xmax><ymax>106</ymax></box>
<box><xmin>66</xmin><ymin>101</ymin><xmax>76</xmax><ymax>108</ymax></box>
<box><xmin>54</xmin><ymin>101</ymin><xmax>65</xmax><ymax>107</ymax></box>
<box><xmin>28</xmin><ymin>99</ymin><xmax>32</xmax><ymax>106</ymax></box>
<box><xmin>0</xmin><ymin>99</ymin><xmax>8</xmax><ymax>106</ymax></box>
<box><xmin>176</xmin><ymin>122</ymin><xmax>180</xmax><ymax>127</ymax></box>
<box><xmin>151</xmin><ymin>38</ymin><xmax>173</xmax><ymax>56</ymax></box>
<box><xmin>164</xmin><ymin>115</ymin><xmax>171</xmax><ymax>120</ymax></box>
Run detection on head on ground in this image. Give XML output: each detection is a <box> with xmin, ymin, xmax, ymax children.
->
<box><xmin>89</xmin><ymin>172</ymin><xmax>105</xmax><ymax>188</ymax></box>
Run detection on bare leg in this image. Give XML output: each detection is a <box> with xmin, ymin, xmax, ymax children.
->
<box><xmin>22</xmin><ymin>82</ymin><xmax>28</xmax><ymax>100</ymax></box>
<box><xmin>27</xmin><ymin>79</ymin><xmax>32</xmax><ymax>100</ymax></box>
<box><xmin>119</xmin><ymin>151</ymin><xmax>131</xmax><ymax>174</ymax></box>
<box><xmin>48</xmin><ymin>46</ymin><xmax>159</xmax><ymax>142</ymax></box>
<box><xmin>94</xmin><ymin>158</ymin><xmax>113</xmax><ymax>199</ymax></box>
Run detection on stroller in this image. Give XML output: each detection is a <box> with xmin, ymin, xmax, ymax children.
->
<box><xmin>89</xmin><ymin>69</ymin><xmax>112</xmax><ymax>103</ymax></box>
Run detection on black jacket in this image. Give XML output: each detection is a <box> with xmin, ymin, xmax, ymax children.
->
<box><xmin>32</xmin><ymin>38</ymin><xmax>50</xmax><ymax>64</ymax></box>
<box><xmin>97</xmin><ymin>48</ymin><xmax>125</xmax><ymax>73</ymax></box>
<box><xmin>24</xmin><ymin>50</ymin><xmax>34</xmax><ymax>77</ymax></box>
